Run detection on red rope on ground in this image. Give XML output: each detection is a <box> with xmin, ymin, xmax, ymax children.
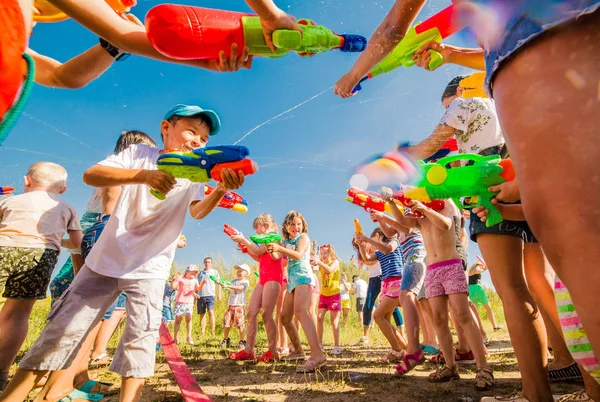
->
<box><xmin>159</xmin><ymin>322</ymin><xmax>212</xmax><ymax>402</ymax></box>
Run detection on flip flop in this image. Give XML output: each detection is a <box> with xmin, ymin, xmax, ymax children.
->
<box><xmin>88</xmin><ymin>353</ymin><xmax>112</xmax><ymax>367</ymax></box>
<box><xmin>296</xmin><ymin>359</ymin><xmax>326</xmax><ymax>373</ymax></box>
<box><xmin>58</xmin><ymin>388</ymin><xmax>104</xmax><ymax>402</ymax></box>
<box><xmin>78</xmin><ymin>379</ymin><xmax>119</xmax><ymax>396</ymax></box>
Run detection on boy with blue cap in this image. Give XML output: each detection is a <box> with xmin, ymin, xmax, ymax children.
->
<box><xmin>0</xmin><ymin>104</ymin><xmax>245</xmax><ymax>402</ymax></box>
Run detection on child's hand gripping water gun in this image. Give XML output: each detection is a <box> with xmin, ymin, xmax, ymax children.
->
<box><xmin>223</xmin><ymin>224</ymin><xmax>248</xmax><ymax>254</ymax></box>
<box><xmin>380</xmin><ymin>187</ymin><xmax>445</xmax><ymax>218</ymax></box>
<box><xmin>145</xmin><ymin>4</ymin><xmax>367</xmax><ymax>60</ymax></box>
<box><xmin>205</xmin><ymin>185</ymin><xmax>248</xmax><ymax>213</ymax></box>
<box><xmin>403</xmin><ymin>154</ymin><xmax>516</xmax><ymax>227</ymax></box>
<box><xmin>0</xmin><ymin>186</ymin><xmax>15</xmax><ymax>195</ymax></box>
<box><xmin>209</xmin><ymin>275</ymin><xmax>232</xmax><ymax>287</ymax></box>
<box><xmin>346</xmin><ymin>188</ymin><xmax>391</xmax><ymax>214</ymax></box>
<box><xmin>353</xmin><ymin>4</ymin><xmax>464</xmax><ymax>92</ymax></box>
<box><xmin>33</xmin><ymin>0</ymin><xmax>136</xmax><ymax>23</ymax></box>
<box><xmin>150</xmin><ymin>145</ymin><xmax>257</xmax><ymax>200</ymax></box>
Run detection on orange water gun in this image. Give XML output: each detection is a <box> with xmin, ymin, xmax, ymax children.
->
<box><xmin>353</xmin><ymin>218</ymin><xmax>363</xmax><ymax>235</ymax></box>
<box><xmin>33</xmin><ymin>0</ymin><xmax>136</xmax><ymax>23</ymax></box>
<box><xmin>0</xmin><ymin>186</ymin><xmax>15</xmax><ymax>195</ymax></box>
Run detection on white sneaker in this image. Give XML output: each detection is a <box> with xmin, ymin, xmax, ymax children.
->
<box><xmin>331</xmin><ymin>346</ymin><xmax>343</xmax><ymax>355</ymax></box>
<box><xmin>359</xmin><ymin>336</ymin><xmax>369</xmax><ymax>345</ymax></box>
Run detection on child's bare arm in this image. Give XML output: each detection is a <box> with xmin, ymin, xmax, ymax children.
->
<box><xmin>171</xmin><ymin>274</ymin><xmax>182</xmax><ymax>290</ymax></box>
<box><xmin>360</xmin><ymin>234</ymin><xmax>397</xmax><ymax>254</ymax></box>
<box><xmin>48</xmin><ymin>0</ymin><xmax>251</xmax><ymax>72</ymax></box>
<box><xmin>334</xmin><ymin>0</ymin><xmax>427</xmax><ymax>97</ymax></box>
<box><xmin>370</xmin><ymin>210</ymin><xmax>410</xmax><ymax>234</ymax></box>
<box><xmin>27</xmin><ymin>46</ymin><xmax>114</xmax><ymax>89</ymax></box>
<box><xmin>266</xmin><ymin>235</ymin><xmax>308</xmax><ymax>260</ymax></box>
<box><xmin>225</xmin><ymin>284</ymin><xmax>246</xmax><ymax>291</ymax></box>
<box><xmin>379</xmin><ymin>197</ymin><xmax>418</xmax><ymax>230</ymax></box>
<box><xmin>190</xmin><ymin>171</ymin><xmax>244</xmax><ymax>219</ymax></box>
<box><xmin>405</xmin><ymin>124</ymin><xmax>456</xmax><ymax>160</ymax></box>
<box><xmin>358</xmin><ymin>243</ymin><xmax>378</xmax><ymax>263</ymax></box>
<box><xmin>61</xmin><ymin>229</ymin><xmax>83</xmax><ymax>250</ymax></box>
<box><xmin>83</xmin><ymin>165</ymin><xmax>175</xmax><ymax>190</ymax></box>
<box><xmin>412</xmin><ymin>200</ymin><xmax>453</xmax><ymax>230</ymax></box>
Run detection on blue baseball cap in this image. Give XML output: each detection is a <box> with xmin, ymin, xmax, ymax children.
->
<box><xmin>163</xmin><ymin>104</ymin><xmax>221</xmax><ymax>135</ymax></box>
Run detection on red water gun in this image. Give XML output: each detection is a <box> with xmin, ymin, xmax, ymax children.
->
<box><xmin>205</xmin><ymin>185</ymin><xmax>248</xmax><ymax>213</ymax></box>
<box><xmin>223</xmin><ymin>224</ymin><xmax>248</xmax><ymax>253</ymax></box>
<box><xmin>380</xmin><ymin>187</ymin><xmax>445</xmax><ymax>218</ymax></box>
<box><xmin>210</xmin><ymin>159</ymin><xmax>257</xmax><ymax>182</ymax></box>
<box><xmin>0</xmin><ymin>186</ymin><xmax>15</xmax><ymax>195</ymax></box>
<box><xmin>145</xmin><ymin>4</ymin><xmax>366</xmax><ymax>60</ymax></box>
<box><xmin>346</xmin><ymin>188</ymin><xmax>390</xmax><ymax>213</ymax></box>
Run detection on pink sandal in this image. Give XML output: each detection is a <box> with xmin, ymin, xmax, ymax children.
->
<box><xmin>395</xmin><ymin>350</ymin><xmax>425</xmax><ymax>375</ymax></box>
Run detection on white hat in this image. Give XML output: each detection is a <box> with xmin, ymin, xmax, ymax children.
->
<box><xmin>234</xmin><ymin>263</ymin><xmax>251</xmax><ymax>275</ymax></box>
<box><xmin>185</xmin><ymin>264</ymin><xmax>199</xmax><ymax>272</ymax></box>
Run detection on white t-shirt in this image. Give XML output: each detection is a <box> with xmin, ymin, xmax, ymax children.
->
<box><xmin>0</xmin><ymin>191</ymin><xmax>80</xmax><ymax>251</ymax></box>
<box><xmin>85</xmin><ymin>188</ymin><xmax>102</xmax><ymax>213</ymax></box>
<box><xmin>85</xmin><ymin>144</ymin><xmax>205</xmax><ymax>280</ymax></box>
<box><xmin>366</xmin><ymin>261</ymin><xmax>382</xmax><ymax>278</ymax></box>
<box><xmin>440</xmin><ymin>97</ymin><xmax>504</xmax><ymax>155</ymax></box>
<box><xmin>198</xmin><ymin>269</ymin><xmax>220</xmax><ymax>297</ymax></box>
<box><xmin>353</xmin><ymin>278</ymin><xmax>368</xmax><ymax>298</ymax></box>
<box><xmin>228</xmin><ymin>279</ymin><xmax>249</xmax><ymax>306</ymax></box>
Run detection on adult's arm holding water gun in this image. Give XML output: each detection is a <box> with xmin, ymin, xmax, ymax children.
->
<box><xmin>334</xmin><ymin>0</ymin><xmax>427</xmax><ymax>97</ymax></box>
<box><xmin>44</xmin><ymin>0</ymin><xmax>257</xmax><ymax>72</ymax></box>
<box><xmin>413</xmin><ymin>42</ymin><xmax>485</xmax><ymax>71</ymax></box>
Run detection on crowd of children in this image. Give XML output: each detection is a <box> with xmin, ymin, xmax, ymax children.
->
<box><xmin>0</xmin><ymin>0</ymin><xmax>598</xmax><ymax>401</ymax></box>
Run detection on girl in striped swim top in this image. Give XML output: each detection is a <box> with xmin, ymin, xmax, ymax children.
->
<box><xmin>355</xmin><ymin>228</ymin><xmax>407</xmax><ymax>364</ymax></box>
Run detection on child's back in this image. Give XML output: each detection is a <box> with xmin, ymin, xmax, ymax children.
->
<box><xmin>0</xmin><ymin>191</ymin><xmax>79</xmax><ymax>251</ymax></box>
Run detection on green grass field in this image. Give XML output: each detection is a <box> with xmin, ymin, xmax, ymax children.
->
<box><xmin>4</xmin><ymin>260</ymin><xmax>583</xmax><ymax>401</ymax></box>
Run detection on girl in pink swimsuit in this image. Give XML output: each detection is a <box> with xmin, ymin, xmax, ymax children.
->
<box><xmin>227</xmin><ymin>213</ymin><xmax>283</xmax><ymax>363</ymax></box>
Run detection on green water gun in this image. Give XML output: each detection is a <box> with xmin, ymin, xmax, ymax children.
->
<box><xmin>250</xmin><ymin>233</ymin><xmax>282</xmax><ymax>245</ymax></box>
<box><xmin>209</xmin><ymin>275</ymin><xmax>232</xmax><ymax>287</ymax></box>
<box><xmin>403</xmin><ymin>154</ymin><xmax>516</xmax><ymax>228</ymax></box>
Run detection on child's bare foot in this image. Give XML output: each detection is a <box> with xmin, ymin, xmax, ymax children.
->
<box><xmin>187</xmin><ymin>337</ymin><xmax>194</xmax><ymax>345</ymax></box>
<box><xmin>283</xmin><ymin>351</ymin><xmax>307</xmax><ymax>362</ymax></box>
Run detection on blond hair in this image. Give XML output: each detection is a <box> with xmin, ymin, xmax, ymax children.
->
<box><xmin>320</xmin><ymin>244</ymin><xmax>338</xmax><ymax>263</ymax></box>
<box><xmin>27</xmin><ymin>162</ymin><xmax>67</xmax><ymax>192</ymax></box>
<box><xmin>253</xmin><ymin>213</ymin><xmax>278</xmax><ymax>234</ymax></box>
<box><xmin>282</xmin><ymin>210</ymin><xmax>308</xmax><ymax>240</ymax></box>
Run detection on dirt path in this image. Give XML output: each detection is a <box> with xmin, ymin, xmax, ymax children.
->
<box><xmin>88</xmin><ymin>338</ymin><xmax>583</xmax><ymax>402</ymax></box>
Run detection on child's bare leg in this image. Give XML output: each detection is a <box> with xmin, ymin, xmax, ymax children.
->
<box><xmin>245</xmin><ymin>284</ymin><xmax>263</xmax><ymax>354</ymax></box>
<box><xmin>478</xmin><ymin>234</ymin><xmax>551</xmax><ymax>400</ymax></box>
<box><xmin>309</xmin><ymin>291</ymin><xmax>319</xmax><ymax>328</ymax></box>
<box><xmin>92</xmin><ymin>310</ymin><xmax>125</xmax><ymax>359</ymax></box>
<box><xmin>293</xmin><ymin>285</ymin><xmax>326</xmax><ymax>362</ymax></box>
<box><xmin>276</xmin><ymin>286</ymin><xmax>288</xmax><ymax>351</ymax></box>
<box><xmin>448</xmin><ymin>293</ymin><xmax>489</xmax><ymax>370</ymax></box>
<box><xmin>449</xmin><ymin>308</ymin><xmax>470</xmax><ymax>353</ymax></box>
<box><xmin>238</xmin><ymin>326</ymin><xmax>246</xmax><ymax>343</ymax></box>
<box><xmin>0</xmin><ymin>299</ymin><xmax>36</xmax><ymax>375</ymax></box>
<box><xmin>173</xmin><ymin>316</ymin><xmax>182</xmax><ymax>343</ymax></box>
<box><xmin>0</xmin><ymin>369</ymin><xmax>47</xmax><ymax>402</ymax></box>
<box><xmin>207</xmin><ymin>310</ymin><xmax>216</xmax><ymax>336</ymax></box>
<box><xmin>185</xmin><ymin>314</ymin><xmax>193</xmax><ymax>342</ymax></box>
<box><xmin>120</xmin><ymin>377</ymin><xmax>144</xmax><ymax>402</ymax></box>
<box><xmin>317</xmin><ymin>309</ymin><xmax>326</xmax><ymax>345</ymax></box>
<box><xmin>373</xmin><ymin>297</ymin><xmax>405</xmax><ymax>351</ymax></box>
<box><xmin>399</xmin><ymin>291</ymin><xmax>421</xmax><ymax>355</ymax></box>
<box><xmin>428</xmin><ymin>296</ymin><xmax>456</xmax><ymax>368</ymax></box>
<box><xmin>280</xmin><ymin>291</ymin><xmax>302</xmax><ymax>353</ymax></box>
<box><xmin>260</xmin><ymin>281</ymin><xmax>281</xmax><ymax>355</ymax></box>
<box><xmin>469</xmin><ymin>302</ymin><xmax>488</xmax><ymax>341</ymax></box>
<box><xmin>330</xmin><ymin>310</ymin><xmax>341</xmax><ymax>347</ymax></box>
<box><xmin>483</xmin><ymin>304</ymin><xmax>499</xmax><ymax>330</ymax></box>
<box><xmin>418</xmin><ymin>299</ymin><xmax>438</xmax><ymax>346</ymax></box>
<box><xmin>524</xmin><ymin>243</ymin><xmax>575</xmax><ymax>370</ymax></box>
<box><xmin>582</xmin><ymin>368</ymin><xmax>600</xmax><ymax>401</ymax></box>
<box><xmin>223</xmin><ymin>327</ymin><xmax>231</xmax><ymax>340</ymax></box>
<box><xmin>492</xmin><ymin>10</ymin><xmax>600</xmax><ymax>362</ymax></box>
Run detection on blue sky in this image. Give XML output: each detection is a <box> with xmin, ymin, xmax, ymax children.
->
<box><xmin>1</xmin><ymin>0</ymin><xmax>493</xmax><ymax>285</ymax></box>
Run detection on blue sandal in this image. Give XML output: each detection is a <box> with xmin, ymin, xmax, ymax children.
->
<box><xmin>78</xmin><ymin>379</ymin><xmax>118</xmax><ymax>396</ymax></box>
<box><xmin>58</xmin><ymin>388</ymin><xmax>104</xmax><ymax>402</ymax></box>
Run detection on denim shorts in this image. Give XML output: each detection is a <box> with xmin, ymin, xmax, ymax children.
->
<box><xmin>103</xmin><ymin>292</ymin><xmax>127</xmax><ymax>320</ymax></box>
<box><xmin>469</xmin><ymin>208</ymin><xmax>537</xmax><ymax>243</ymax></box>
<box><xmin>81</xmin><ymin>214</ymin><xmax>110</xmax><ymax>262</ymax></box>
<box><xmin>196</xmin><ymin>295</ymin><xmax>215</xmax><ymax>314</ymax></box>
<box><xmin>401</xmin><ymin>252</ymin><xmax>426</xmax><ymax>295</ymax></box>
<box><xmin>481</xmin><ymin>1</ymin><xmax>600</xmax><ymax>95</ymax></box>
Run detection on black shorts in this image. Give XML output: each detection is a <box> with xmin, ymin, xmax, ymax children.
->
<box><xmin>469</xmin><ymin>209</ymin><xmax>537</xmax><ymax>243</ymax></box>
<box><xmin>356</xmin><ymin>297</ymin><xmax>366</xmax><ymax>312</ymax></box>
